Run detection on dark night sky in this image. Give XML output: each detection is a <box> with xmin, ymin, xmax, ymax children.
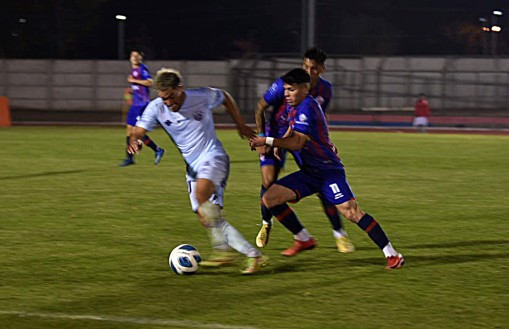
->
<box><xmin>1</xmin><ymin>0</ymin><xmax>507</xmax><ymax>60</ymax></box>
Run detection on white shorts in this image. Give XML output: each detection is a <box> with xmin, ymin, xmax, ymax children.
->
<box><xmin>186</xmin><ymin>154</ymin><xmax>229</xmax><ymax>212</ymax></box>
<box><xmin>413</xmin><ymin>117</ymin><xmax>429</xmax><ymax>126</ymax></box>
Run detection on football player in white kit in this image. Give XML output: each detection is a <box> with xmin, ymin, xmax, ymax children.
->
<box><xmin>127</xmin><ymin>68</ymin><xmax>266</xmax><ymax>274</ymax></box>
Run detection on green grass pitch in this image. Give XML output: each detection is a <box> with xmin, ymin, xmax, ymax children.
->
<box><xmin>0</xmin><ymin>126</ymin><xmax>508</xmax><ymax>329</ymax></box>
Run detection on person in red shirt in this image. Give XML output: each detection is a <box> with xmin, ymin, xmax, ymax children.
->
<box><xmin>413</xmin><ymin>93</ymin><xmax>431</xmax><ymax>132</ymax></box>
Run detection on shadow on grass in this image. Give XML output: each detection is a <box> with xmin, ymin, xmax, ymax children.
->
<box><xmin>404</xmin><ymin>239</ymin><xmax>509</xmax><ymax>250</ymax></box>
<box><xmin>342</xmin><ymin>252</ymin><xmax>509</xmax><ymax>268</ymax></box>
<box><xmin>0</xmin><ymin>169</ymin><xmax>88</xmax><ymax>181</ymax></box>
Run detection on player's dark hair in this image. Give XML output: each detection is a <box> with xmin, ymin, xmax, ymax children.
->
<box><xmin>281</xmin><ymin>68</ymin><xmax>311</xmax><ymax>85</ymax></box>
<box><xmin>304</xmin><ymin>46</ymin><xmax>327</xmax><ymax>65</ymax></box>
<box><xmin>131</xmin><ymin>49</ymin><xmax>145</xmax><ymax>58</ymax></box>
<box><xmin>155</xmin><ymin>68</ymin><xmax>183</xmax><ymax>91</ymax></box>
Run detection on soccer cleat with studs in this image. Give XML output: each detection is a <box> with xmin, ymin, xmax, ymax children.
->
<box><xmin>385</xmin><ymin>253</ymin><xmax>405</xmax><ymax>270</ymax></box>
<box><xmin>200</xmin><ymin>250</ymin><xmax>237</xmax><ymax>267</ymax></box>
<box><xmin>119</xmin><ymin>158</ymin><xmax>135</xmax><ymax>167</ymax></box>
<box><xmin>154</xmin><ymin>148</ymin><xmax>166</xmax><ymax>165</ymax></box>
<box><xmin>256</xmin><ymin>223</ymin><xmax>272</xmax><ymax>248</ymax></box>
<box><xmin>281</xmin><ymin>237</ymin><xmax>317</xmax><ymax>257</ymax></box>
<box><xmin>335</xmin><ymin>236</ymin><xmax>355</xmax><ymax>253</ymax></box>
<box><xmin>240</xmin><ymin>255</ymin><xmax>269</xmax><ymax>275</ymax></box>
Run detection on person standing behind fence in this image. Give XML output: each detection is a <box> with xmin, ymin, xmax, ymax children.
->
<box><xmin>413</xmin><ymin>93</ymin><xmax>431</xmax><ymax>133</ymax></box>
<box><xmin>119</xmin><ymin>50</ymin><xmax>165</xmax><ymax>167</ymax></box>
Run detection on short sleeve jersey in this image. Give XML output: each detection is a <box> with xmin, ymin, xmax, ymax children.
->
<box><xmin>136</xmin><ymin>87</ymin><xmax>226</xmax><ymax>171</ymax></box>
<box><xmin>290</xmin><ymin>95</ymin><xmax>343</xmax><ymax>173</ymax></box>
<box><xmin>263</xmin><ymin>76</ymin><xmax>333</xmax><ymax>137</ymax></box>
<box><xmin>131</xmin><ymin>63</ymin><xmax>151</xmax><ymax>107</ymax></box>
<box><xmin>262</xmin><ymin>78</ymin><xmax>287</xmax><ymax>138</ymax></box>
<box><xmin>310</xmin><ymin>77</ymin><xmax>333</xmax><ymax>112</ymax></box>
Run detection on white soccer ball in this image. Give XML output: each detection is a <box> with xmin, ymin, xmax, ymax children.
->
<box><xmin>169</xmin><ymin>244</ymin><xmax>202</xmax><ymax>275</ymax></box>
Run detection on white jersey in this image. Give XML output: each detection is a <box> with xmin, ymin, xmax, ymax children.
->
<box><xmin>136</xmin><ymin>87</ymin><xmax>227</xmax><ymax>174</ymax></box>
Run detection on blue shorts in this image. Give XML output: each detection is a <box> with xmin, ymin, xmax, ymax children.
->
<box><xmin>126</xmin><ymin>105</ymin><xmax>147</xmax><ymax>126</ymax></box>
<box><xmin>276</xmin><ymin>168</ymin><xmax>355</xmax><ymax>205</ymax></box>
<box><xmin>259</xmin><ymin>149</ymin><xmax>287</xmax><ymax>168</ymax></box>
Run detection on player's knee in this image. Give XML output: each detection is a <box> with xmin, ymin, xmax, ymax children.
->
<box><xmin>261</xmin><ymin>192</ymin><xmax>278</xmax><ymax>209</ymax></box>
<box><xmin>338</xmin><ymin>202</ymin><xmax>364</xmax><ymax>223</ymax></box>
<box><xmin>198</xmin><ymin>201</ymin><xmax>221</xmax><ymax>225</ymax></box>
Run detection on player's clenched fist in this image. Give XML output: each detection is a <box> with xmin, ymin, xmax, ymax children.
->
<box><xmin>127</xmin><ymin>139</ymin><xmax>143</xmax><ymax>154</ymax></box>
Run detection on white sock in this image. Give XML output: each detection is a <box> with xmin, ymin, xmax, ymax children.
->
<box><xmin>262</xmin><ymin>218</ymin><xmax>273</xmax><ymax>226</ymax></box>
<box><xmin>199</xmin><ymin>202</ymin><xmax>229</xmax><ymax>250</ymax></box>
<box><xmin>333</xmin><ymin>229</ymin><xmax>347</xmax><ymax>239</ymax></box>
<box><xmin>382</xmin><ymin>242</ymin><xmax>398</xmax><ymax>257</ymax></box>
<box><xmin>294</xmin><ymin>228</ymin><xmax>311</xmax><ymax>241</ymax></box>
<box><xmin>218</xmin><ymin>219</ymin><xmax>260</xmax><ymax>257</ymax></box>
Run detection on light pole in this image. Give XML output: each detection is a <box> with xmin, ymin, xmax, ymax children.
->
<box><xmin>479</xmin><ymin>17</ymin><xmax>488</xmax><ymax>55</ymax></box>
<box><xmin>116</xmin><ymin>15</ymin><xmax>127</xmax><ymax>60</ymax></box>
<box><xmin>491</xmin><ymin>10</ymin><xmax>502</xmax><ymax>56</ymax></box>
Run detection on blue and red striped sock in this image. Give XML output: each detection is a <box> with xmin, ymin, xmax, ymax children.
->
<box><xmin>142</xmin><ymin>134</ymin><xmax>159</xmax><ymax>152</ymax></box>
<box><xmin>357</xmin><ymin>213</ymin><xmax>389</xmax><ymax>250</ymax></box>
<box><xmin>269</xmin><ymin>203</ymin><xmax>303</xmax><ymax>235</ymax></box>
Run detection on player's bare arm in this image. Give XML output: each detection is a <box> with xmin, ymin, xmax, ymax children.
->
<box><xmin>249</xmin><ymin>130</ymin><xmax>307</xmax><ymax>151</ymax></box>
<box><xmin>254</xmin><ymin>97</ymin><xmax>271</xmax><ymax>154</ymax></box>
<box><xmin>127</xmin><ymin>126</ymin><xmax>147</xmax><ymax>154</ymax></box>
<box><xmin>127</xmin><ymin>76</ymin><xmax>153</xmax><ymax>87</ymax></box>
<box><xmin>222</xmin><ymin>90</ymin><xmax>254</xmax><ymax>138</ymax></box>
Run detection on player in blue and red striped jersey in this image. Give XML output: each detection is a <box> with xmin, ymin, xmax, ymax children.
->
<box><xmin>119</xmin><ymin>50</ymin><xmax>165</xmax><ymax>167</ymax></box>
<box><xmin>254</xmin><ymin>47</ymin><xmax>355</xmax><ymax>253</ymax></box>
<box><xmin>249</xmin><ymin>68</ymin><xmax>404</xmax><ymax>269</ymax></box>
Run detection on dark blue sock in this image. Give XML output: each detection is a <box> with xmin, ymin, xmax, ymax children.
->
<box><xmin>125</xmin><ymin>136</ymin><xmax>133</xmax><ymax>159</ymax></box>
<box><xmin>142</xmin><ymin>134</ymin><xmax>159</xmax><ymax>152</ymax></box>
<box><xmin>357</xmin><ymin>213</ymin><xmax>389</xmax><ymax>250</ymax></box>
<box><xmin>260</xmin><ymin>186</ymin><xmax>272</xmax><ymax>223</ymax></box>
<box><xmin>319</xmin><ymin>195</ymin><xmax>343</xmax><ymax>231</ymax></box>
<box><xmin>269</xmin><ymin>203</ymin><xmax>304</xmax><ymax>234</ymax></box>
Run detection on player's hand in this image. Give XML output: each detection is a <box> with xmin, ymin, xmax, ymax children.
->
<box><xmin>127</xmin><ymin>139</ymin><xmax>143</xmax><ymax>155</ymax></box>
<box><xmin>238</xmin><ymin>124</ymin><xmax>255</xmax><ymax>139</ymax></box>
<box><xmin>127</xmin><ymin>75</ymin><xmax>136</xmax><ymax>83</ymax></box>
<box><xmin>274</xmin><ymin>147</ymin><xmax>283</xmax><ymax>161</ymax></box>
<box><xmin>331</xmin><ymin>142</ymin><xmax>338</xmax><ymax>154</ymax></box>
<box><xmin>249</xmin><ymin>136</ymin><xmax>266</xmax><ymax>150</ymax></box>
<box><xmin>255</xmin><ymin>145</ymin><xmax>270</xmax><ymax>155</ymax></box>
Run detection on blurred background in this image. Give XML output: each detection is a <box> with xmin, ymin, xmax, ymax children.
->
<box><xmin>1</xmin><ymin>0</ymin><xmax>507</xmax><ymax>59</ymax></box>
<box><xmin>1</xmin><ymin>0</ymin><xmax>508</xmax><ymax>128</ymax></box>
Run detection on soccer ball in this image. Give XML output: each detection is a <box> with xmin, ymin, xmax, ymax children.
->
<box><xmin>169</xmin><ymin>244</ymin><xmax>202</xmax><ymax>275</ymax></box>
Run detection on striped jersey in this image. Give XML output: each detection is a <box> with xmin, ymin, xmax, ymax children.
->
<box><xmin>289</xmin><ymin>95</ymin><xmax>343</xmax><ymax>173</ymax></box>
<box><xmin>263</xmin><ymin>76</ymin><xmax>333</xmax><ymax>137</ymax></box>
<box><xmin>131</xmin><ymin>63</ymin><xmax>151</xmax><ymax>107</ymax></box>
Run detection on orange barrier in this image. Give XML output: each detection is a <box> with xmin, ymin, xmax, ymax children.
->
<box><xmin>0</xmin><ymin>96</ymin><xmax>11</xmax><ymax>127</ymax></box>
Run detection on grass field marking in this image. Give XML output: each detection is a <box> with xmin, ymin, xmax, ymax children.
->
<box><xmin>0</xmin><ymin>310</ymin><xmax>261</xmax><ymax>329</ymax></box>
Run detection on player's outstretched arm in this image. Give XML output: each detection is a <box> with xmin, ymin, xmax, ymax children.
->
<box><xmin>127</xmin><ymin>126</ymin><xmax>147</xmax><ymax>154</ymax></box>
<box><xmin>222</xmin><ymin>90</ymin><xmax>254</xmax><ymax>138</ymax></box>
<box><xmin>249</xmin><ymin>131</ymin><xmax>307</xmax><ymax>151</ymax></box>
<box><xmin>127</xmin><ymin>76</ymin><xmax>153</xmax><ymax>87</ymax></box>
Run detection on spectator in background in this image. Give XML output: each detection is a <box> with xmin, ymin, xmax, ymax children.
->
<box><xmin>119</xmin><ymin>50</ymin><xmax>165</xmax><ymax>167</ymax></box>
<box><xmin>413</xmin><ymin>93</ymin><xmax>431</xmax><ymax>133</ymax></box>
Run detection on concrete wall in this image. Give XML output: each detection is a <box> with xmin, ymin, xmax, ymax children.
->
<box><xmin>1</xmin><ymin>56</ymin><xmax>509</xmax><ymax>122</ymax></box>
<box><xmin>0</xmin><ymin>59</ymin><xmax>233</xmax><ymax>112</ymax></box>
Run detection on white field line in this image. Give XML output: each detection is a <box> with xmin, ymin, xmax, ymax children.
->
<box><xmin>0</xmin><ymin>310</ymin><xmax>260</xmax><ymax>329</ymax></box>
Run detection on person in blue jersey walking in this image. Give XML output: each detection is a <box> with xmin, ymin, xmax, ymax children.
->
<box><xmin>127</xmin><ymin>68</ymin><xmax>266</xmax><ymax>274</ymax></box>
<box><xmin>120</xmin><ymin>50</ymin><xmax>165</xmax><ymax>167</ymax></box>
<box><xmin>250</xmin><ymin>68</ymin><xmax>404</xmax><ymax>269</ymax></box>
<box><xmin>254</xmin><ymin>47</ymin><xmax>355</xmax><ymax>254</ymax></box>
